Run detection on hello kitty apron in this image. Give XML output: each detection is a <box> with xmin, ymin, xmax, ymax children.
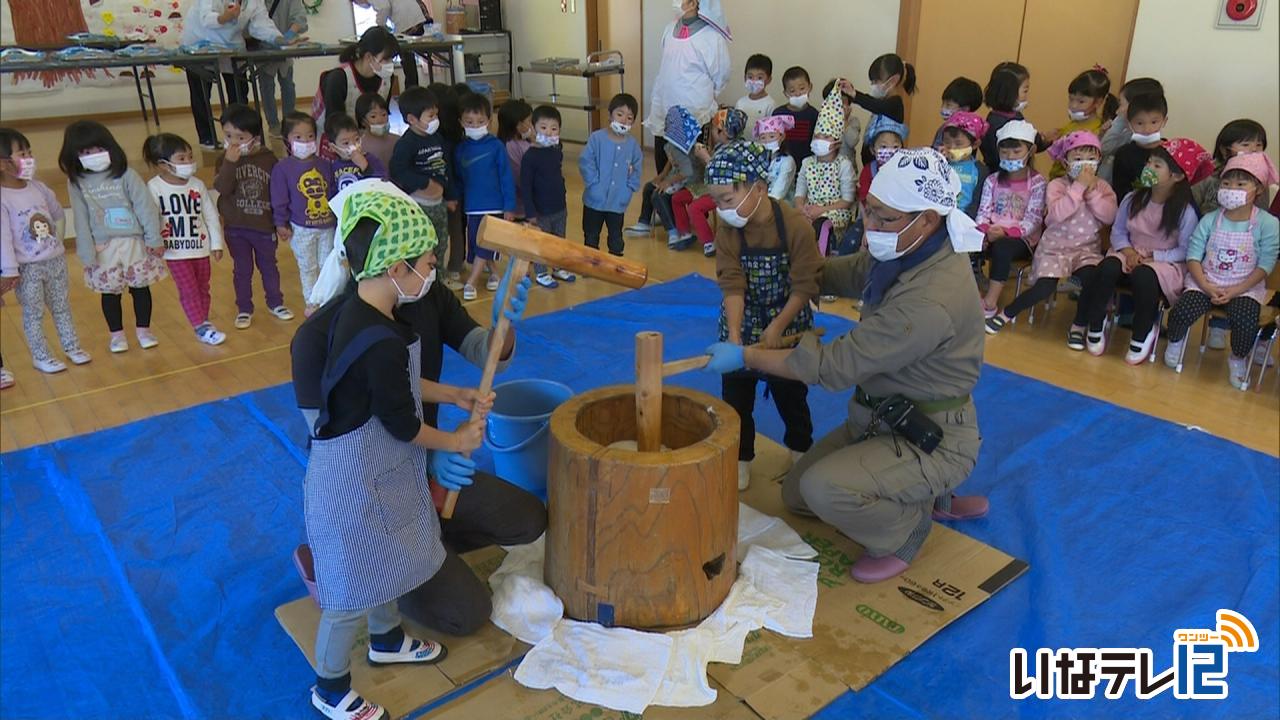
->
<box><xmin>1185</xmin><ymin>208</ymin><xmax>1267</xmax><ymax>304</ymax></box>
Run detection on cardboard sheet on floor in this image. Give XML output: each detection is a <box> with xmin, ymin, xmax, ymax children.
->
<box><xmin>275</xmin><ymin>546</ymin><xmax>529</xmax><ymax>720</ymax></box>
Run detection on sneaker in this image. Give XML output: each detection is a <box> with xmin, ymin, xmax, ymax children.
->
<box><xmin>1125</xmin><ymin>331</ymin><xmax>1156</xmax><ymax>365</ymax></box>
<box><xmin>485</xmin><ymin>274</ymin><xmax>501</xmax><ymax>292</ymax></box>
<box><xmin>65</xmin><ymin>349</ymin><xmax>92</xmax><ymax>365</ymax></box>
<box><xmin>850</xmin><ymin>554</ymin><xmax>910</xmax><ymax>584</ymax></box>
<box><xmin>667</xmin><ymin>234</ymin><xmax>695</xmax><ymax>251</ymax></box>
<box><xmin>535</xmin><ymin>273</ymin><xmax>559</xmax><ymax>289</ymax></box>
<box><xmin>1254</xmin><ymin>342</ymin><xmax>1276</xmax><ymax>368</ymax></box>
<box><xmin>932</xmin><ymin>495</ymin><xmax>989</xmax><ymax>521</ymax></box>
<box><xmin>553</xmin><ymin>269</ymin><xmax>577</xmax><ymax>282</ymax></box>
<box><xmin>702</xmin><ymin>242</ymin><xmax>716</xmax><ymax>257</ymax></box>
<box><xmin>1163</xmin><ymin>337</ymin><xmax>1187</xmax><ymax>369</ymax></box>
<box><xmin>196</xmin><ymin>324</ymin><xmax>227</xmax><ymax>346</ymax></box>
<box><xmin>1207</xmin><ymin>325</ymin><xmax>1228</xmax><ymax>351</ymax></box>
<box><xmin>109</xmin><ymin>331</ymin><xmax>129</xmax><ymax>353</ymax></box>
<box><xmin>367</xmin><ymin>635</ymin><xmax>447</xmax><ymax>666</ymax></box>
<box><xmin>234</xmin><ymin>313</ymin><xmax>252</xmax><ymax>330</ymax></box>
<box><xmin>446</xmin><ymin>270</ymin><xmax>461</xmax><ymax>283</ymax></box>
<box><xmin>310</xmin><ymin>688</ymin><xmax>388</xmax><ymax>720</ymax></box>
<box><xmin>443</xmin><ymin>276</ymin><xmax>464</xmax><ymax>291</ymax></box>
<box><xmin>624</xmin><ymin>222</ymin><xmax>653</xmax><ymax>236</ymax></box>
<box><xmin>737</xmin><ymin>460</ymin><xmax>751</xmax><ymax>491</ymax></box>
<box><xmin>462</xmin><ymin>284</ymin><xmax>478</xmax><ymax>301</ymax></box>
<box><xmin>1066</xmin><ymin>327</ymin><xmax>1087</xmax><ymax>352</ymax></box>
<box><xmin>0</xmin><ymin>367</ymin><xmax>13</xmax><ymax>389</ymax></box>
<box><xmin>984</xmin><ymin>313</ymin><xmax>1008</xmax><ymax>335</ymax></box>
<box><xmin>33</xmin><ymin>356</ymin><xmax>68</xmax><ymax>374</ymax></box>
<box><xmin>270</xmin><ymin>305</ymin><xmax>295</xmax><ymax>321</ymax></box>
<box><xmin>1227</xmin><ymin>355</ymin><xmax>1249</xmax><ymax>390</ymax></box>
<box><xmin>136</xmin><ymin>327</ymin><xmax>159</xmax><ymax>349</ymax></box>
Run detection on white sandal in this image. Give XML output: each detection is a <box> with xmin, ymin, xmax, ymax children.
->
<box><xmin>310</xmin><ymin>688</ymin><xmax>388</xmax><ymax>720</ymax></box>
<box><xmin>367</xmin><ymin>635</ymin><xmax>446</xmax><ymax>666</ymax></box>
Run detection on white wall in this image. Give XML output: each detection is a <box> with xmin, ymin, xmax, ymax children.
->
<box><xmin>0</xmin><ymin>1</ymin><xmax>354</xmax><ymax>122</ymax></box>
<box><xmin>641</xmin><ymin>0</ymin><xmax>900</xmax><ymax>147</ymax></box>
<box><xmin>1126</xmin><ymin>0</ymin><xmax>1279</xmax><ymax>168</ymax></box>
<box><xmin>500</xmin><ymin>0</ymin><xmax>592</xmax><ymax>143</ymax></box>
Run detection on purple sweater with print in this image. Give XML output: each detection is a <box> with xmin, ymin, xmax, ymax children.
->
<box><xmin>270</xmin><ymin>156</ymin><xmax>336</xmax><ymax>229</ymax></box>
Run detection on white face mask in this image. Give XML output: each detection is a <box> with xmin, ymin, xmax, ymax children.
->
<box><xmin>1014</xmin><ymin>100</ymin><xmax>1028</xmax><ymax>112</ymax></box>
<box><xmin>166</xmin><ymin>160</ymin><xmax>197</xmax><ymax>179</ymax></box>
<box><xmin>1217</xmin><ymin>188</ymin><xmax>1250</xmax><ymax>210</ymax></box>
<box><xmin>745</xmin><ymin>79</ymin><xmax>765</xmax><ymax>94</ymax></box>
<box><xmin>368</xmin><ymin>123</ymin><xmax>389</xmax><ymax>136</ymax></box>
<box><xmin>716</xmin><ymin>189</ymin><xmax>762</xmax><ymax>229</ymax></box>
<box><xmin>535</xmin><ymin>132</ymin><xmax>560</xmax><ymax>147</ymax></box>
<box><xmin>866</xmin><ymin>212</ymin><xmax>924</xmax><ymax>262</ymax></box>
<box><xmin>464</xmin><ymin>126</ymin><xmax>489</xmax><ymax>140</ymax></box>
<box><xmin>610</xmin><ymin>121</ymin><xmax>632</xmax><ymax>135</ymax></box>
<box><xmin>291</xmin><ymin>140</ymin><xmax>317</xmax><ymax>159</ymax></box>
<box><xmin>393</xmin><ymin>263</ymin><xmax>435</xmax><ymax>305</ymax></box>
<box><xmin>810</xmin><ymin>138</ymin><xmax>833</xmax><ymax>156</ymax></box>
<box><xmin>15</xmin><ymin>157</ymin><xmax>36</xmax><ymax>180</ymax></box>
<box><xmin>80</xmin><ymin>151</ymin><xmax>112</xmax><ymax>173</ymax></box>
<box><xmin>1131</xmin><ymin>130</ymin><xmax>1162</xmax><ymax>145</ymax></box>
<box><xmin>372</xmin><ymin>59</ymin><xmax>394</xmax><ymax>80</ymax></box>
<box><xmin>224</xmin><ymin>139</ymin><xmax>254</xmax><ymax>153</ymax></box>
<box><xmin>334</xmin><ymin>142</ymin><xmax>361</xmax><ymax>159</ymax></box>
<box><xmin>1067</xmin><ymin>159</ymin><xmax>1099</xmax><ymax>178</ymax></box>
<box><xmin>422</xmin><ymin>118</ymin><xmax>440</xmax><ymax>135</ymax></box>
<box><xmin>788</xmin><ymin>93</ymin><xmax>808</xmax><ymax>108</ymax></box>
<box><xmin>762</xmin><ymin>139</ymin><xmax>781</xmax><ymax>153</ymax></box>
<box><xmin>1068</xmin><ymin>109</ymin><xmax>1091</xmax><ymax>121</ymax></box>
<box><xmin>869</xmin><ymin>82</ymin><xmax>889</xmax><ymax>99</ymax></box>
<box><xmin>939</xmin><ymin>108</ymin><xmax>955</xmax><ymax>120</ymax></box>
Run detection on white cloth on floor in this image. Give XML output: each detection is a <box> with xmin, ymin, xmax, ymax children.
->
<box><xmin>513</xmin><ymin>619</ymin><xmax>675</xmax><ymax>715</ymax></box>
<box><xmin>738</xmin><ymin>502</ymin><xmax>818</xmax><ymax>560</ymax></box>
<box><xmin>739</xmin><ymin>545</ymin><xmax>820</xmax><ymax>638</ymax></box>
<box><xmin>488</xmin><ymin>536</ymin><xmax>562</xmax><ymax>644</ymax></box>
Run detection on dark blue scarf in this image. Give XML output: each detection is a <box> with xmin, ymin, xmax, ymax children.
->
<box><xmin>861</xmin><ymin>227</ymin><xmax>949</xmax><ymax>307</ymax></box>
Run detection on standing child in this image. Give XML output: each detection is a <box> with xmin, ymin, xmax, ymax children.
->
<box><xmin>455</xmin><ymin>92</ymin><xmax>516</xmax><ymax>300</ymax></box>
<box><xmin>217</xmin><ymin>104</ymin><xmax>292</xmax><ymax>329</ymax></box>
<box><xmin>842</xmin><ymin>53</ymin><xmax>914</xmax><ymax>168</ymax></box>
<box><xmin>820</xmin><ymin>79</ymin><xmax>862</xmax><ymax>170</ymax></box>
<box><xmin>60</xmin><ymin>121</ymin><xmax>166</xmax><ymax>353</ymax></box>
<box><xmin>795</xmin><ymin>89</ymin><xmax>855</xmax><ymax>256</ymax></box>
<box><xmin>1076</xmin><ymin>138</ymin><xmax>1212</xmax><ymax>363</ymax></box>
<box><xmin>736</xmin><ymin>54</ymin><xmax>776</xmax><ymax>137</ymax></box>
<box><xmin>772</xmin><ymin>67</ymin><xmax>819</xmax><ymax>164</ymax></box>
<box><xmin>980</xmin><ymin>63</ymin><xmax>1049</xmax><ymax>173</ymax></box>
<box><xmin>688</xmin><ymin>108</ymin><xmax>748</xmax><ymax>255</ymax></box>
<box><xmin>755</xmin><ymin>115</ymin><xmax>796</xmax><ymax>202</ymax></box>
<box><xmin>325</xmin><ymin>113</ymin><xmax>387</xmax><ymax>194</ymax></box>
<box><xmin>1</xmin><ymin>127</ymin><xmax>90</xmax><ymax>371</ymax></box>
<box><xmin>500</xmin><ymin>98</ymin><xmax>560</xmax><ymax>288</ymax></box>
<box><xmin>581</xmin><ymin>93</ymin><xmax>644</xmax><ymax>256</ymax></box>
<box><xmin>272</xmin><ymin>112</ymin><xmax>336</xmax><ymax>314</ymax></box>
<box><xmin>1109</xmin><ymin>93</ymin><xmax>1168</xmax><ymax>197</ymax></box>
<box><xmin>522</xmin><ymin>106</ymin><xmax>578</xmax><ymax>285</ymax></box>
<box><xmin>1046</xmin><ymin>67</ymin><xmax>1112</xmax><ymax>178</ymax></box>
<box><xmin>390</xmin><ymin>87</ymin><xmax>453</xmax><ymax>281</ymax></box>
<box><xmin>144</xmin><ymin>133</ymin><xmax>227</xmax><ymax>345</ymax></box>
<box><xmin>1164</xmin><ymin>152</ymin><xmax>1279</xmax><ymax>387</ymax></box>
<box><xmin>932</xmin><ymin>76</ymin><xmax>983</xmax><ymax>148</ymax></box>
<box><xmin>355</xmin><ymin>92</ymin><xmax>400</xmax><ymax>171</ymax></box>
<box><xmin>1099</xmin><ymin>77</ymin><xmax>1163</xmax><ymax>184</ymax></box>
<box><xmin>975</xmin><ymin>120</ymin><xmax>1048</xmax><ymax>318</ymax></box>
<box><xmin>705</xmin><ymin>141</ymin><xmax>822</xmax><ymax>490</ymax></box>
<box><xmin>985</xmin><ymin>131</ymin><xmax>1116</xmax><ymax>340</ymax></box>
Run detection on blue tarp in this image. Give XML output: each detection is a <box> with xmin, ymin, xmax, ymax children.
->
<box><xmin>2</xmin><ymin>274</ymin><xmax>1276</xmax><ymax>719</ymax></box>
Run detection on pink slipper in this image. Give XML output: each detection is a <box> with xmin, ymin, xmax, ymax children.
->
<box><xmin>933</xmin><ymin>495</ymin><xmax>990</xmax><ymax>521</ymax></box>
<box><xmin>293</xmin><ymin>544</ymin><xmax>319</xmax><ymax>602</ymax></box>
<box><xmin>850</xmin><ymin>554</ymin><xmax>910</xmax><ymax>583</ymax></box>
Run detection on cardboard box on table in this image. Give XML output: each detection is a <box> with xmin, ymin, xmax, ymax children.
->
<box><xmin>277</xmin><ymin>436</ymin><xmax>1027</xmax><ymax>720</ymax></box>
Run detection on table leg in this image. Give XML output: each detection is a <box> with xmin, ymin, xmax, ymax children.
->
<box><xmin>131</xmin><ymin>63</ymin><xmax>149</xmax><ymax>127</ymax></box>
<box><xmin>144</xmin><ymin>64</ymin><xmax>161</xmax><ymax>127</ymax></box>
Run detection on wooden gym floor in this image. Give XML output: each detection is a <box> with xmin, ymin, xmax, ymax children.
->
<box><xmin>1</xmin><ymin>111</ymin><xmax>1276</xmax><ymax>456</ymax></box>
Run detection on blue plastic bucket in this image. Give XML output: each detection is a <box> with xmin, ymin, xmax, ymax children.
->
<box><xmin>484</xmin><ymin>380</ymin><xmax>573</xmax><ymax>500</ymax></box>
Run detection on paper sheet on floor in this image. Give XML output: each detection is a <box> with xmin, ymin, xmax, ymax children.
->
<box><xmin>490</xmin><ymin>504</ymin><xmax>818</xmax><ymax>713</ymax></box>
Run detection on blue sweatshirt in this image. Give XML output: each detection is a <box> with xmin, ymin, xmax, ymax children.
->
<box><xmin>390</xmin><ymin>129</ymin><xmax>454</xmax><ymax>200</ymax></box>
<box><xmin>578</xmin><ymin>128</ymin><xmax>643</xmax><ymax>214</ymax></box>
<box><xmin>454</xmin><ymin>134</ymin><xmax>515</xmax><ymax>214</ymax></box>
<box><xmin>520</xmin><ymin>145</ymin><xmax>567</xmax><ymax>217</ymax></box>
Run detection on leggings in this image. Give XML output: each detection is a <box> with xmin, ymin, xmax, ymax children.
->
<box><xmin>1167</xmin><ymin>290</ymin><xmax>1261</xmax><ymax>357</ymax></box>
<box><xmin>1077</xmin><ymin>256</ymin><xmax>1161</xmax><ymax>340</ymax></box>
<box><xmin>986</xmin><ymin>238</ymin><xmax>1032</xmax><ymax>283</ymax></box>
<box><xmin>101</xmin><ymin>286</ymin><xmax>153</xmax><ymax>333</ymax></box>
<box><xmin>1003</xmin><ymin>265</ymin><xmax>1099</xmax><ymax>320</ymax></box>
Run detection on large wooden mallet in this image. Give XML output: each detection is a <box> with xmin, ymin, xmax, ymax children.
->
<box><xmin>439</xmin><ymin>217</ymin><xmax>648</xmax><ymax>518</ymax></box>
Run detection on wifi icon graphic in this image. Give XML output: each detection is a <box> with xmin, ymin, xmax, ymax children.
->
<box><xmin>1216</xmin><ymin>610</ymin><xmax>1259</xmax><ymax>652</ymax></box>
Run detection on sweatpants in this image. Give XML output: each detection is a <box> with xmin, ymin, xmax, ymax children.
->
<box><xmin>289</xmin><ymin>224</ymin><xmax>336</xmax><ymax>305</ymax></box>
<box><xmin>1078</xmin><ymin>256</ymin><xmax>1161</xmax><ymax>341</ymax></box>
<box><xmin>533</xmin><ymin>210</ymin><xmax>569</xmax><ymax>275</ymax></box>
<box><xmin>722</xmin><ymin>373</ymin><xmax>813</xmax><ymax>462</ymax></box>
<box><xmin>16</xmin><ymin>255</ymin><xmax>82</xmax><ymax>362</ymax></box>
<box><xmin>166</xmin><ymin>257</ymin><xmax>213</xmax><ymax>329</ymax></box>
<box><xmin>1167</xmin><ymin>290</ymin><xmax>1261</xmax><ymax>358</ymax></box>
<box><xmin>101</xmin><ymin>286</ymin><xmax>152</xmax><ymax>333</ymax></box>
<box><xmin>225</xmin><ymin>226</ymin><xmax>283</xmax><ymax>314</ymax></box>
<box><xmin>583</xmin><ymin>206</ymin><xmax>625</xmax><ymax>256</ymax></box>
<box><xmin>1003</xmin><ymin>264</ymin><xmax>1099</xmax><ymax>320</ymax></box>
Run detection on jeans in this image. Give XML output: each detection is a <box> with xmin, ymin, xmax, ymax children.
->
<box><xmin>257</xmin><ymin>60</ymin><xmax>296</xmax><ymax>131</ymax></box>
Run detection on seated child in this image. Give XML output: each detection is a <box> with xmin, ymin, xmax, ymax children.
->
<box><xmin>933</xmin><ymin>77</ymin><xmax>983</xmax><ymax>148</ymax></box>
<box><xmin>819</xmin><ymin>78</ymin><xmax>861</xmax><ymax>170</ymax></box>
<box><xmin>975</xmin><ymin>120</ymin><xmax>1047</xmax><ymax>318</ymax></box>
<box><xmin>656</xmin><ymin>105</ymin><xmax>704</xmax><ymax>251</ymax></box>
<box><xmin>756</xmin><ymin>115</ymin><xmax>796</xmax><ymax>202</ymax></box>
<box><xmin>1047</xmin><ymin>67</ymin><xmax>1112</xmax><ymax>178</ymax></box>
<box><xmin>939</xmin><ymin>111</ymin><xmax>989</xmax><ymax>219</ymax></box>
<box><xmin>794</xmin><ymin>88</ymin><xmax>855</xmax><ymax>256</ymax></box>
<box><xmin>688</xmin><ymin>107</ymin><xmax>748</xmax><ymax>256</ymax></box>
<box><xmin>985</xmin><ymin>131</ymin><xmax>1116</xmax><ymax>342</ymax></box>
<box><xmin>856</xmin><ymin>116</ymin><xmax>909</xmax><ymax>205</ymax></box>
<box><xmin>1111</xmin><ymin>92</ymin><xmax>1168</xmax><ymax>196</ymax></box>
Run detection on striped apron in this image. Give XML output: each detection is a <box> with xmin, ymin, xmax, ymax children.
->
<box><xmin>305</xmin><ymin>331</ymin><xmax>446</xmax><ymax>613</ymax></box>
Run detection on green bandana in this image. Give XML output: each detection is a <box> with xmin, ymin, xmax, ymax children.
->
<box><xmin>340</xmin><ymin>192</ymin><xmax>437</xmax><ymax>280</ymax></box>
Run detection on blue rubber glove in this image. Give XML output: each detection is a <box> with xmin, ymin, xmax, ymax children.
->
<box><xmin>430</xmin><ymin>451</ymin><xmax>476</xmax><ymax>491</ymax></box>
<box><xmin>493</xmin><ymin>262</ymin><xmax>532</xmax><ymax>326</ymax></box>
<box><xmin>703</xmin><ymin>343</ymin><xmax>745</xmax><ymax>374</ymax></box>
